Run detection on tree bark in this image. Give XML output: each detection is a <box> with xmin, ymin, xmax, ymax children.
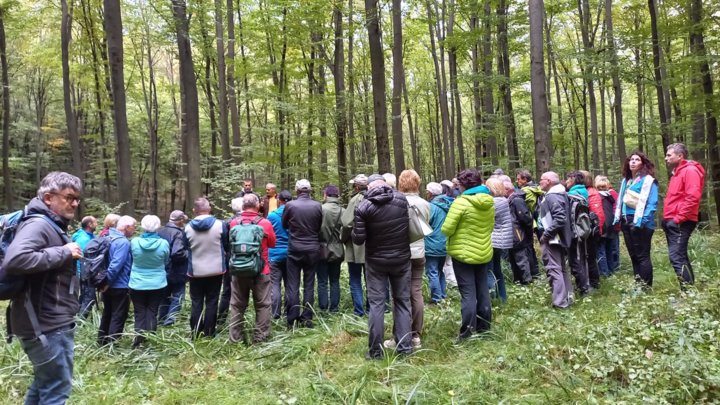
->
<box><xmin>365</xmin><ymin>0</ymin><xmax>391</xmax><ymax>173</ymax></box>
<box><xmin>577</xmin><ymin>0</ymin><xmax>599</xmax><ymax>173</ymax></box>
<box><xmin>497</xmin><ymin>0</ymin><xmax>518</xmax><ymax>170</ymax></box>
<box><xmin>333</xmin><ymin>4</ymin><xmax>348</xmax><ymax>191</ymax></box>
<box><xmin>448</xmin><ymin>0</ymin><xmax>464</xmax><ymax>170</ymax></box>
<box><xmin>529</xmin><ymin>0</ymin><xmax>552</xmax><ymax>175</ymax></box>
<box><xmin>482</xmin><ymin>0</ymin><xmax>496</xmax><ymax>166</ymax></box>
<box><xmin>605</xmin><ymin>0</ymin><xmax>626</xmax><ymax>162</ymax></box>
<box><xmin>648</xmin><ymin>0</ymin><xmax>671</xmax><ymax>153</ymax></box>
<box><xmin>0</xmin><ymin>10</ymin><xmax>10</xmax><ymax>210</ymax></box>
<box><xmin>470</xmin><ymin>4</ymin><xmax>482</xmax><ymax>166</ymax></box>
<box><xmin>391</xmin><ymin>0</ymin><xmax>405</xmax><ymax>173</ymax></box>
<box><xmin>347</xmin><ymin>0</ymin><xmax>356</xmax><ymax>174</ymax></box>
<box><xmin>426</xmin><ymin>0</ymin><xmax>452</xmax><ymax>178</ymax></box>
<box><xmin>104</xmin><ymin>0</ymin><xmax>133</xmax><ymax>213</ymax></box>
<box><xmin>213</xmin><ymin>0</ymin><xmax>230</xmax><ymax>161</ymax></box>
<box><xmin>227</xmin><ymin>0</ymin><xmax>241</xmax><ymax>154</ymax></box>
<box><xmin>61</xmin><ymin>0</ymin><xmax>83</xmax><ymax>180</ymax></box>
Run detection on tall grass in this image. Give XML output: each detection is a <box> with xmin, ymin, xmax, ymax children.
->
<box><xmin>1</xmin><ymin>232</ymin><xmax>719</xmax><ymax>404</ymax></box>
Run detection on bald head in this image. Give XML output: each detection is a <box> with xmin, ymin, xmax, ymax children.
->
<box><xmin>539</xmin><ymin>171</ymin><xmax>560</xmax><ymax>192</ymax></box>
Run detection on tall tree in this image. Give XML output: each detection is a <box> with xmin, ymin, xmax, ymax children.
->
<box><xmin>333</xmin><ymin>2</ymin><xmax>348</xmax><ymax>189</ymax></box>
<box><xmin>365</xmin><ymin>0</ymin><xmax>391</xmax><ymax>172</ymax></box>
<box><xmin>171</xmin><ymin>0</ymin><xmax>202</xmax><ymax>207</ymax></box>
<box><xmin>529</xmin><ymin>0</ymin><xmax>552</xmax><ymax>175</ymax></box>
<box><xmin>0</xmin><ymin>7</ymin><xmax>10</xmax><ymax>210</ymax></box>
<box><xmin>61</xmin><ymin>0</ymin><xmax>82</xmax><ymax>179</ymax></box>
<box><xmin>227</xmin><ymin>0</ymin><xmax>241</xmax><ymax>153</ymax></box>
<box><xmin>214</xmin><ymin>0</ymin><xmax>230</xmax><ymax>161</ymax></box>
<box><xmin>104</xmin><ymin>0</ymin><xmax>134</xmax><ymax>213</ymax></box>
<box><xmin>605</xmin><ymin>0</ymin><xmax>626</xmax><ymax>162</ymax></box>
<box><xmin>347</xmin><ymin>0</ymin><xmax>356</xmax><ymax>174</ymax></box>
<box><xmin>577</xmin><ymin>0</ymin><xmax>599</xmax><ymax>173</ymax></box>
<box><xmin>447</xmin><ymin>0</ymin><xmax>464</xmax><ymax>169</ymax></box>
<box><xmin>497</xmin><ymin>0</ymin><xmax>518</xmax><ymax>170</ymax></box>
<box><xmin>426</xmin><ymin>0</ymin><xmax>452</xmax><ymax>178</ymax></box>
<box><xmin>391</xmin><ymin>0</ymin><xmax>405</xmax><ymax>173</ymax></box>
<box><xmin>481</xmin><ymin>0</ymin><xmax>496</xmax><ymax>166</ymax></box>
<box><xmin>648</xmin><ymin>0</ymin><xmax>671</xmax><ymax>152</ymax></box>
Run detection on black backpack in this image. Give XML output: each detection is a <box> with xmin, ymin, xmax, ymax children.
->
<box><xmin>600</xmin><ymin>192</ymin><xmax>616</xmax><ymax>236</ymax></box>
<box><xmin>80</xmin><ymin>235</ymin><xmax>121</xmax><ymax>288</ymax></box>
<box><xmin>568</xmin><ymin>194</ymin><xmax>593</xmax><ymax>241</ymax></box>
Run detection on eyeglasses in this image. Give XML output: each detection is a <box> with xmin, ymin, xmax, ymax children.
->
<box><xmin>51</xmin><ymin>192</ymin><xmax>81</xmax><ymax>204</ymax></box>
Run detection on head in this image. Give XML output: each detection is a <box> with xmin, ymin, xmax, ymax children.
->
<box><xmin>231</xmin><ymin>197</ymin><xmax>243</xmax><ymax>213</ymax></box>
<box><xmin>243</xmin><ymin>179</ymin><xmax>253</xmax><ymax>193</ymax></box>
<box><xmin>425</xmin><ymin>182</ymin><xmax>442</xmax><ymax>200</ymax></box>
<box><xmin>368</xmin><ymin>179</ymin><xmax>386</xmax><ymax>190</ymax></box>
<box><xmin>398</xmin><ymin>169</ymin><xmax>421</xmax><ymax>194</ymax></box>
<box><xmin>503</xmin><ymin>180</ymin><xmax>515</xmax><ymax>197</ymax></box>
<box><xmin>352</xmin><ymin>174</ymin><xmax>369</xmax><ymax>192</ymax></box>
<box><xmin>168</xmin><ymin>210</ymin><xmax>188</xmax><ymax>226</ymax></box>
<box><xmin>116</xmin><ymin>215</ymin><xmax>137</xmax><ymax>238</ymax></box>
<box><xmin>368</xmin><ymin>174</ymin><xmax>384</xmax><ymax>183</ymax></box>
<box><xmin>492</xmin><ymin>168</ymin><xmax>505</xmax><ymax>177</ymax></box>
<box><xmin>594</xmin><ymin>175</ymin><xmax>611</xmax><ymax>191</ymax></box>
<box><xmin>622</xmin><ymin>150</ymin><xmax>655</xmax><ymax>180</ymax></box>
<box><xmin>81</xmin><ymin>216</ymin><xmax>97</xmax><ymax>232</ymax></box>
<box><xmin>295</xmin><ymin>179</ymin><xmax>312</xmax><ymax>195</ymax></box>
<box><xmin>193</xmin><ymin>197</ymin><xmax>211</xmax><ymax>216</ymax></box>
<box><xmin>37</xmin><ymin>171</ymin><xmax>83</xmax><ymax>220</ymax></box>
<box><xmin>242</xmin><ymin>193</ymin><xmax>260</xmax><ymax>213</ymax></box>
<box><xmin>665</xmin><ymin>143</ymin><xmax>688</xmax><ymax>169</ymax></box>
<box><xmin>539</xmin><ymin>171</ymin><xmax>560</xmax><ymax>192</ymax></box>
<box><xmin>265</xmin><ymin>183</ymin><xmax>277</xmax><ymax>198</ymax></box>
<box><xmin>579</xmin><ymin>170</ymin><xmax>593</xmax><ymax>188</ymax></box>
<box><xmin>485</xmin><ymin>178</ymin><xmax>505</xmax><ymax>197</ymax></box>
<box><xmin>140</xmin><ymin>215</ymin><xmax>161</xmax><ymax>233</ymax></box>
<box><xmin>323</xmin><ymin>185</ymin><xmax>340</xmax><ymax>201</ymax></box>
<box><xmin>278</xmin><ymin>190</ymin><xmax>293</xmax><ymax>206</ymax></box>
<box><xmin>516</xmin><ymin>169</ymin><xmax>533</xmax><ymax>187</ymax></box>
<box><xmin>565</xmin><ymin>171</ymin><xmax>584</xmax><ymax>188</ymax></box>
<box><xmin>103</xmin><ymin>213</ymin><xmax>121</xmax><ymax>229</ymax></box>
<box><xmin>456</xmin><ymin>169</ymin><xmax>483</xmax><ymax>192</ymax></box>
<box><xmin>440</xmin><ymin>180</ymin><xmax>454</xmax><ymax>197</ymax></box>
<box><xmin>382</xmin><ymin>173</ymin><xmax>397</xmax><ymax>189</ymax></box>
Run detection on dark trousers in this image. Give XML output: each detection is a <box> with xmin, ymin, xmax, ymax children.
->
<box><xmin>597</xmin><ymin>232</ymin><xmax>620</xmax><ymax>276</ymax></box>
<box><xmin>452</xmin><ymin>259</ymin><xmax>492</xmax><ymax>339</ymax></box>
<box><xmin>285</xmin><ymin>251</ymin><xmax>319</xmax><ymax>327</ymax></box>
<box><xmin>189</xmin><ymin>275</ymin><xmax>223</xmax><ymax>338</ymax></box>
<box><xmin>410</xmin><ymin>257</ymin><xmax>425</xmax><ymax>339</ymax></box>
<box><xmin>509</xmin><ymin>245</ymin><xmax>533</xmax><ymax>285</ymax></box>
<box><xmin>568</xmin><ymin>239</ymin><xmax>590</xmax><ymax>294</ymax></box>
<box><xmin>158</xmin><ymin>281</ymin><xmax>185</xmax><ymax>326</ymax></box>
<box><xmin>348</xmin><ymin>262</ymin><xmax>366</xmax><ymax>316</ymax></box>
<box><xmin>316</xmin><ymin>259</ymin><xmax>342</xmax><ymax>311</ymax></box>
<box><xmin>587</xmin><ymin>237</ymin><xmax>601</xmax><ymax>289</ymax></box>
<box><xmin>488</xmin><ymin>248</ymin><xmax>507</xmax><ymax>302</ymax></box>
<box><xmin>621</xmin><ymin>223</ymin><xmax>654</xmax><ymax>287</ymax></box>
<box><xmin>130</xmin><ymin>288</ymin><xmax>164</xmax><ymax>346</ymax></box>
<box><xmin>217</xmin><ymin>271</ymin><xmax>232</xmax><ymax>325</ymax></box>
<box><xmin>270</xmin><ymin>260</ymin><xmax>288</xmax><ymax>319</ymax></box>
<box><xmin>229</xmin><ymin>273</ymin><xmax>272</xmax><ymax>343</ymax></box>
<box><xmin>366</xmin><ymin>261</ymin><xmax>412</xmax><ymax>357</ymax></box>
<box><xmin>662</xmin><ymin>220</ymin><xmax>697</xmax><ymax>286</ymax></box>
<box><xmin>540</xmin><ymin>242</ymin><xmax>572</xmax><ymax>308</ymax></box>
<box><xmin>78</xmin><ymin>280</ymin><xmax>97</xmax><ymax>319</ymax></box>
<box><xmin>98</xmin><ymin>288</ymin><xmax>130</xmax><ymax>345</ymax></box>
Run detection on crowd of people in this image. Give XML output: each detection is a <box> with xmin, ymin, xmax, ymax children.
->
<box><xmin>1</xmin><ymin>142</ymin><xmax>706</xmax><ymax>403</ymax></box>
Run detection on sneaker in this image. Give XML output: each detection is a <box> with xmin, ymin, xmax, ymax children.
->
<box><xmin>383</xmin><ymin>339</ymin><xmax>397</xmax><ymax>349</ymax></box>
<box><xmin>412</xmin><ymin>337</ymin><xmax>422</xmax><ymax>349</ymax></box>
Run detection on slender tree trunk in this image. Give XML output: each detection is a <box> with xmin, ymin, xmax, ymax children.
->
<box><xmin>470</xmin><ymin>4</ymin><xmax>482</xmax><ymax>166</ymax></box>
<box><xmin>347</xmin><ymin>0</ymin><xmax>357</xmax><ymax>174</ymax></box>
<box><xmin>577</xmin><ymin>0</ymin><xmax>599</xmax><ymax>173</ymax></box>
<box><xmin>333</xmin><ymin>5</ymin><xmax>348</xmax><ymax>191</ymax></box>
<box><xmin>61</xmin><ymin>0</ymin><xmax>82</xmax><ymax>179</ymax></box>
<box><xmin>497</xmin><ymin>0</ymin><xmax>518</xmax><ymax>170</ymax></box>
<box><xmin>448</xmin><ymin>0</ymin><xmax>465</xmax><ymax>170</ymax></box>
<box><xmin>605</xmin><ymin>0</ymin><xmax>626</xmax><ymax>161</ymax></box>
<box><xmin>315</xmin><ymin>33</ymin><xmax>328</xmax><ymax>173</ymax></box>
<box><xmin>482</xmin><ymin>0</ymin><xmax>496</xmax><ymax>166</ymax></box>
<box><xmin>365</xmin><ymin>0</ymin><xmax>391</xmax><ymax>173</ymax></box>
<box><xmin>227</xmin><ymin>0</ymin><xmax>241</xmax><ymax>154</ymax></box>
<box><xmin>0</xmin><ymin>11</ymin><xmax>10</xmax><ymax>210</ymax></box>
<box><xmin>529</xmin><ymin>0</ymin><xmax>552</xmax><ymax>175</ymax></box>
<box><xmin>238</xmin><ymin>5</ymin><xmax>252</xmax><ymax>158</ymax></box>
<box><xmin>426</xmin><ymin>0</ymin><xmax>452</xmax><ymax>178</ymax></box>
<box><xmin>402</xmin><ymin>67</ymin><xmax>419</xmax><ymax>171</ymax></box>
<box><xmin>172</xmin><ymin>0</ymin><xmax>202</xmax><ymax>208</ymax></box>
<box><xmin>104</xmin><ymin>0</ymin><xmax>133</xmax><ymax>213</ymax></box>
<box><xmin>648</xmin><ymin>0</ymin><xmax>671</xmax><ymax>152</ymax></box>
<box><xmin>391</xmin><ymin>0</ymin><xmax>405</xmax><ymax>173</ymax></box>
<box><xmin>214</xmin><ymin>0</ymin><xmax>230</xmax><ymax>161</ymax></box>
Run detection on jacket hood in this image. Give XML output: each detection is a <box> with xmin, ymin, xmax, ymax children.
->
<box><xmin>511</xmin><ymin>188</ymin><xmax>527</xmax><ymax>199</ymax></box>
<box><xmin>431</xmin><ymin>195</ymin><xmax>452</xmax><ymax>212</ymax></box>
<box><xmin>547</xmin><ymin>184</ymin><xmax>567</xmax><ymax>194</ymax></box>
<box><xmin>25</xmin><ymin>197</ymin><xmax>70</xmax><ymax>230</ymax></box>
<box><xmin>136</xmin><ymin>232</ymin><xmax>165</xmax><ymax>251</ymax></box>
<box><xmin>463</xmin><ymin>185</ymin><xmax>492</xmax><ymax>196</ymax></box>
<box><xmin>366</xmin><ymin>184</ymin><xmax>395</xmax><ymax>205</ymax></box>
<box><xmin>189</xmin><ymin>215</ymin><xmax>217</xmax><ymax>231</ymax></box>
<box><xmin>674</xmin><ymin>159</ymin><xmax>706</xmax><ymax>177</ymax></box>
<box><xmin>568</xmin><ymin>184</ymin><xmax>589</xmax><ymax>200</ymax></box>
<box><xmin>462</xmin><ymin>191</ymin><xmax>495</xmax><ymax>210</ymax></box>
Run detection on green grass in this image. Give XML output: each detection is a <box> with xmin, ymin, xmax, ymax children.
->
<box><xmin>2</xmin><ymin>232</ymin><xmax>720</xmax><ymax>404</ymax></box>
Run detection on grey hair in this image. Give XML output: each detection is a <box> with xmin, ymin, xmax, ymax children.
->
<box><xmin>543</xmin><ymin>171</ymin><xmax>561</xmax><ymax>185</ymax></box>
<box><xmin>668</xmin><ymin>143</ymin><xmax>689</xmax><ymax>159</ymax></box>
<box><xmin>116</xmin><ymin>215</ymin><xmax>136</xmax><ymax>231</ymax></box>
<box><xmin>266</xmin><ymin>183</ymin><xmax>276</xmax><ymax>190</ymax></box>
<box><xmin>37</xmin><ymin>171</ymin><xmax>82</xmax><ymax>199</ymax></box>
<box><xmin>231</xmin><ymin>197</ymin><xmax>243</xmax><ymax>212</ymax></box>
<box><xmin>503</xmin><ymin>180</ymin><xmax>515</xmax><ymax>191</ymax></box>
<box><xmin>242</xmin><ymin>193</ymin><xmax>260</xmax><ymax>210</ymax></box>
<box><xmin>140</xmin><ymin>215</ymin><xmax>161</xmax><ymax>233</ymax></box>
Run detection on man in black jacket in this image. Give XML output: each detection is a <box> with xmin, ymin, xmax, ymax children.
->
<box><xmin>505</xmin><ymin>181</ymin><xmax>535</xmax><ymax>285</ymax></box>
<box><xmin>4</xmin><ymin>171</ymin><xmax>83</xmax><ymax>404</ymax></box>
<box><xmin>282</xmin><ymin>179</ymin><xmax>322</xmax><ymax>329</ymax></box>
<box><xmin>353</xmin><ymin>179</ymin><xmax>413</xmax><ymax>359</ymax></box>
<box><xmin>157</xmin><ymin>210</ymin><xmax>190</xmax><ymax>326</ymax></box>
<box><xmin>538</xmin><ymin>172</ymin><xmax>574</xmax><ymax>309</ymax></box>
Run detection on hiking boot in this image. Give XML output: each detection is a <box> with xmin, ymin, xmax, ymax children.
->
<box><xmin>412</xmin><ymin>337</ymin><xmax>422</xmax><ymax>349</ymax></box>
<box><xmin>383</xmin><ymin>339</ymin><xmax>397</xmax><ymax>350</ymax></box>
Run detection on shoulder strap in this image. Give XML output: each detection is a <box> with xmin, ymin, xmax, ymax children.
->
<box><xmin>25</xmin><ymin>214</ymin><xmax>70</xmax><ymax>244</ymax></box>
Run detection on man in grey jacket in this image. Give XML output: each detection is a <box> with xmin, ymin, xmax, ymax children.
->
<box><xmin>4</xmin><ymin>171</ymin><xmax>83</xmax><ymax>404</ymax></box>
<box><xmin>538</xmin><ymin>172</ymin><xmax>574</xmax><ymax>309</ymax></box>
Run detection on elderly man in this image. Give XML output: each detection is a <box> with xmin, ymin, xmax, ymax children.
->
<box><xmin>353</xmin><ymin>179</ymin><xmax>413</xmax><ymax>359</ymax></box>
<box><xmin>73</xmin><ymin>215</ymin><xmax>97</xmax><ymax>318</ymax></box>
<box><xmin>261</xmin><ymin>183</ymin><xmax>279</xmax><ymax>217</ymax></box>
<box><xmin>157</xmin><ymin>210</ymin><xmax>190</xmax><ymax>326</ymax></box>
<box><xmin>282</xmin><ymin>179</ymin><xmax>322</xmax><ymax>329</ymax></box>
<box><xmin>663</xmin><ymin>143</ymin><xmax>706</xmax><ymax>287</ymax></box>
<box><xmin>3</xmin><ymin>172</ymin><xmax>83</xmax><ymax>404</ymax></box>
<box><xmin>538</xmin><ymin>172</ymin><xmax>574</xmax><ymax>309</ymax></box>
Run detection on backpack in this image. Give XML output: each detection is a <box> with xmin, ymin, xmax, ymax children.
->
<box><xmin>600</xmin><ymin>193</ymin><xmax>615</xmax><ymax>236</ymax></box>
<box><xmin>228</xmin><ymin>216</ymin><xmax>265</xmax><ymax>277</ymax></box>
<box><xmin>568</xmin><ymin>194</ymin><xmax>593</xmax><ymax>241</ymax></box>
<box><xmin>80</xmin><ymin>235</ymin><xmax>120</xmax><ymax>288</ymax></box>
<box><xmin>522</xmin><ymin>186</ymin><xmax>545</xmax><ymax>227</ymax></box>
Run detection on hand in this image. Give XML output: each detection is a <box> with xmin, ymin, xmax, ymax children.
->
<box><xmin>64</xmin><ymin>242</ymin><xmax>82</xmax><ymax>259</ymax></box>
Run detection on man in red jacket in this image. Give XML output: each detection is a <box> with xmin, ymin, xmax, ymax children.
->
<box><xmin>663</xmin><ymin>143</ymin><xmax>705</xmax><ymax>287</ymax></box>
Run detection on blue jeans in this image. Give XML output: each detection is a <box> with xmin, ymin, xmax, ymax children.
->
<box><xmin>19</xmin><ymin>324</ymin><xmax>75</xmax><ymax>405</ymax></box>
<box><xmin>488</xmin><ymin>248</ymin><xmax>508</xmax><ymax>303</ymax></box>
<box><xmin>348</xmin><ymin>262</ymin><xmax>366</xmax><ymax>316</ymax></box>
<box><xmin>158</xmin><ymin>282</ymin><xmax>185</xmax><ymax>326</ymax></box>
<box><xmin>425</xmin><ymin>256</ymin><xmax>447</xmax><ymax>303</ymax></box>
<box><xmin>78</xmin><ymin>280</ymin><xmax>96</xmax><ymax>319</ymax></box>
<box><xmin>597</xmin><ymin>232</ymin><xmax>620</xmax><ymax>277</ymax></box>
<box><xmin>317</xmin><ymin>260</ymin><xmax>342</xmax><ymax>311</ymax></box>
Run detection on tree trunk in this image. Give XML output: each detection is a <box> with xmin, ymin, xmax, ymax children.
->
<box><xmin>403</xmin><ymin>67</ymin><xmax>419</xmax><ymax>171</ymax></box>
<box><xmin>497</xmin><ymin>0</ymin><xmax>518</xmax><ymax>170</ymax></box>
<box><xmin>482</xmin><ymin>0</ymin><xmax>496</xmax><ymax>166</ymax></box>
<box><xmin>213</xmin><ymin>0</ymin><xmax>230</xmax><ymax>161</ymax></box>
<box><xmin>0</xmin><ymin>10</ymin><xmax>11</xmax><ymax>210</ymax></box>
<box><xmin>172</xmin><ymin>0</ymin><xmax>202</xmax><ymax>208</ymax></box>
<box><xmin>238</xmin><ymin>5</ymin><xmax>252</xmax><ymax>161</ymax></box>
<box><xmin>347</xmin><ymin>0</ymin><xmax>357</xmax><ymax>174</ymax></box>
<box><xmin>470</xmin><ymin>4</ymin><xmax>482</xmax><ymax>166</ymax></box>
<box><xmin>333</xmin><ymin>5</ymin><xmax>348</xmax><ymax>191</ymax></box>
<box><xmin>605</xmin><ymin>0</ymin><xmax>626</xmax><ymax>162</ymax></box>
<box><xmin>365</xmin><ymin>0</ymin><xmax>391</xmax><ymax>173</ymax></box>
<box><xmin>104</xmin><ymin>0</ymin><xmax>133</xmax><ymax>213</ymax></box>
<box><xmin>61</xmin><ymin>0</ymin><xmax>83</xmax><ymax>180</ymax></box>
<box><xmin>529</xmin><ymin>0</ymin><xmax>552</xmax><ymax>175</ymax></box>
<box><xmin>448</xmin><ymin>0</ymin><xmax>465</xmax><ymax>170</ymax></box>
<box><xmin>426</xmin><ymin>0</ymin><xmax>452</xmax><ymax>178</ymax></box>
<box><xmin>391</xmin><ymin>0</ymin><xmax>405</xmax><ymax>173</ymax></box>
<box><xmin>577</xmin><ymin>0</ymin><xmax>599</xmax><ymax>173</ymax></box>
<box><xmin>648</xmin><ymin>0</ymin><xmax>671</xmax><ymax>153</ymax></box>
<box><xmin>227</xmin><ymin>0</ymin><xmax>241</xmax><ymax>154</ymax></box>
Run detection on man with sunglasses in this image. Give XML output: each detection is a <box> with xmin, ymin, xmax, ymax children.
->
<box><xmin>4</xmin><ymin>171</ymin><xmax>84</xmax><ymax>404</ymax></box>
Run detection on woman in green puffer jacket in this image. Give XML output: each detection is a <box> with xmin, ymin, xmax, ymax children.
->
<box><xmin>441</xmin><ymin>169</ymin><xmax>495</xmax><ymax>341</ymax></box>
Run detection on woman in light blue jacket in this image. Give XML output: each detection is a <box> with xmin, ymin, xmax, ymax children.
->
<box><xmin>129</xmin><ymin>215</ymin><xmax>169</xmax><ymax>347</ymax></box>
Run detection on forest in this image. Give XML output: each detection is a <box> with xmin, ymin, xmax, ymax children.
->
<box><xmin>0</xmin><ymin>0</ymin><xmax>717</xmax><ymax>221</ymax></box>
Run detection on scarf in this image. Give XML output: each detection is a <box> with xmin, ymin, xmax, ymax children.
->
<box><xmin>614</xmin><ymin>175</ymin><xmax>655</xmax><ymax>227</ymax></box>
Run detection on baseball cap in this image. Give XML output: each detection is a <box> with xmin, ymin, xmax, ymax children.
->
<box><xmin>426</xmin><ymin>182</ymin><xmax>443</xmax><ymax>196</ymax></box>
<box><xmin>295</xmin><ymin>179</ymin><xmax>312</xmax><ymax>191</ymax></box>
<box><xmin>278</xmin><ymin>190</ymin><xmax>293</xmax><ymax>202</ymax></box>
<box><xmin>169</xmin><ymin>210</ymin><xmax>188</xmax><ymax>222</ymax></box>
<box><xmin>441</xmin><ymin>180</ymin><xmax>454</xmax><ymax>189</ymax></box>
<box><xmin>350</xmin><ymin>174</ymin><xmax>368</xmax><ymax>186</ymax></box>
<box><xmin>324</xmin><ymin>185</ymin><xmax>340</xmax><ymax>197</ymax></box>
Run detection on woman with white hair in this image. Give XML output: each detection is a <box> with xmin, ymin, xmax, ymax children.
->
<box><xmin>129</xmin><ymin>215</ymin><xmax>170</xmax><ymax>348</ymax></box>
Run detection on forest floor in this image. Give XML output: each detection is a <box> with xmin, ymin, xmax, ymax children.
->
<box><xmin>1</xmin><ymin>232</ymin><xmax>720</xmax><ymax>404</ymax></box>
